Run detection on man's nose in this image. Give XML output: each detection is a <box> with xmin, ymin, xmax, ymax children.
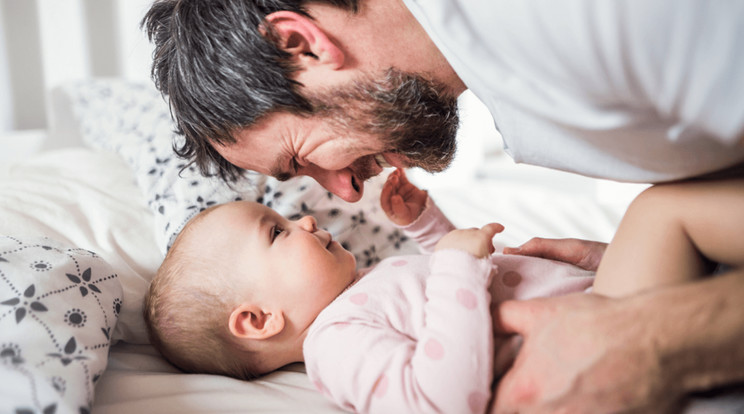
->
<box><xmin>297</xmin><ymin>215</ymin><xmax>318</xmax><ymax>232</ymax></box>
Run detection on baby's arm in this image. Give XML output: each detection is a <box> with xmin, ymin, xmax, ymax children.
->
<box><xmin>381</xmin><ymin>169</ymin><xmax>458</xmax><ymax>253</ymax></box>
<box><xmin>305</xmin><ymin>227</ymin><xmax>501</xmax><ymax>413</ymax></box>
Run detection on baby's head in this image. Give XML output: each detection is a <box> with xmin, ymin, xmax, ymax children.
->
<box><xmin>144</xmin><ymin>201</ymin><xmax>357</xmax><ymax>379</ymax></box>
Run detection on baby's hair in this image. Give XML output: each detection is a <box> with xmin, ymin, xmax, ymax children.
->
<box><xmin>144</xmin><ymin>204</ymin><xmax>263</xmax><ymax>380</ymax></box>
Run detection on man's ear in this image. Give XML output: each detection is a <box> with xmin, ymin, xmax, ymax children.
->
<box><xmin>229</xmin><ymin>303</ymin><xmax>285</xmax><ymax>340</ymax></box>
<box><xmin>263</xmin><ymin>11</ymin><xmax>344</xmax><ymax>70</ymax></box>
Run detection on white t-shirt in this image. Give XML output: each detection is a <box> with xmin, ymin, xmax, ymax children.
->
<box><xmin>403</xmin><ymin>0</ymin><xmax>744</xmax><ymax>182</ymax></box>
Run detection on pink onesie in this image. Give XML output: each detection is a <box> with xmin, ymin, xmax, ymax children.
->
<box><xmin>303</xmin><ymin>199</ymin><xmax>594</xmax><ymax>414</ymax></box>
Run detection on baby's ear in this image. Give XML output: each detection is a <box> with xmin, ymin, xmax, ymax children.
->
<box><xmin>229</xmin><ymin>303</ymin><xmax>285</xmax><ymax>340</ymax></box>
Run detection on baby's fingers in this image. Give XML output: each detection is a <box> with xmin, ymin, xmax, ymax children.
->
<box><xmin>481</xmin><ymin>223</ymin><xmax>505</xmax><ymax>237</ymax></box>
<box><xmin>391</xmin><ymin>194</ymin><xmax>408</xmax><ymax>218</ymax></box>
<box><xmin>380</xmin><ymin>176</ymin><xmax>394</xmax><ymax>213</ymax></box>
<box><xmin>480</xmin><ymin>223</ymin><xmax>505</xmax><ymax>254</ymax></box>
<box><xmin>395</xmin><ymin>168</ymin><xmax>410</xmax><ymax>184</ymax></box>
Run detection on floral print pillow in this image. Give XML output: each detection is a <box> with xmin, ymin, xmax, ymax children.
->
<box><xmin>0</xmin><ymin>235</ymin><xmax>122</xmax><ymax>413</ymax></box>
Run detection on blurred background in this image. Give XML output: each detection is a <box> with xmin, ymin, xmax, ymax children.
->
<box><xmin>0</xmin><ymin>0</ymin><xmax>152</xmax><ymax>157</ymax></box>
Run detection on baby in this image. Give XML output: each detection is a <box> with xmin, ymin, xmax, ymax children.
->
<box><xmin>144</xmin><ymin>169</ymin><xmax>594</xmax><ymax>413</ymax></box>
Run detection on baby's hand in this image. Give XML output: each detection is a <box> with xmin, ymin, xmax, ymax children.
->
<box><xmin>381</xmin><ymin>168</ymin><xmax>428</xmax><ymax>226</ymax></box>
<box><xmin>435</xmin><ymin>223</ymin><xmax>504</xmax><ymax>258</ymax></box>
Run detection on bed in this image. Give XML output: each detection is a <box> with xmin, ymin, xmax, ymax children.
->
<box><xmin>2</xmin><ymin>4</ymin><xmax>743</xmax><ymax>413</ymax></box>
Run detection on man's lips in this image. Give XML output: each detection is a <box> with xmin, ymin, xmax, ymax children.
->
<box><xmin>348</xmin><ymin>153</ymin><xmax>407</xmax><ymax>196</ymax></box>
<box><xmin>351</xmin><ymin>175</ymin><xmax>361</xmax><ymax>193</ymax></box>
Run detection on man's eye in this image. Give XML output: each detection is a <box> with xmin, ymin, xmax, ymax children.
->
<box><xmin>291</xmin><ymin>158</ymin><xmax>300</xmax><ymax>173</ymax></box>
<box><xmin>271</xmin><ymin>225</ymin><xmax>284</xmax><ymax>242</ymax></box>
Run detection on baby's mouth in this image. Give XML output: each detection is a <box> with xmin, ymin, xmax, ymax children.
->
<box><xmin>325</xmin><ymin>235</ymin><xmax>335</xmax><ymax>250</ymax></box>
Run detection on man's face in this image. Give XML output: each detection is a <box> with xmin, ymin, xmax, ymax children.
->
<box><xmin>214</xmin><ymin>69</ymin><xmax>460</xmax><ymax>202</ymax></box>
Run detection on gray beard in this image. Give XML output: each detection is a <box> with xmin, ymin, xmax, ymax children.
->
<box><xmin>308</xmin><ymin>68</ymin><xmax>460</xmax><ymax>174</ymax></box>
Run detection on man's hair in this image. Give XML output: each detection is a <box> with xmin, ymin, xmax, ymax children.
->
<box><xmin>143</xmin><ymin>206</ymin><xmax>263</xmax><ymax>380</ymax></box>
<box><xmin>141</xmin><ymin>0</ymin><xmax>359</xmax><ymax>182</ymax></box>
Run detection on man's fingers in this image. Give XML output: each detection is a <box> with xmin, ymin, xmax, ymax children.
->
<box><xmin>491</xmin><ymin>370</ymin><xmax>519</xmax><ymax>414</ymax></box>
<box><xmin>493</xmin><ymin>299</ymin><xmax>536</xmax><ymax>336</ymax></box>
<box><xmin>503</xmin><ymin>237</ymin><xmax>550</xmax><ymax>257</ymax></box>
<box><xmin>504</xmin><ymin>238</ymin><xmax>607</xmax><ymax>271</ymax></box>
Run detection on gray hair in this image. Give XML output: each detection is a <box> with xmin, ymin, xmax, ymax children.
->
<box><xmin>141</xmin><ymin>0</ymin><xmax>360</xmax><ymax>182</ymax></box>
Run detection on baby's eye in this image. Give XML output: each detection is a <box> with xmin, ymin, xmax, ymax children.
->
<box><xmin>271</xmin><ymin>225</ymin><xmax>284</xmax><ymax>242</ymax></box>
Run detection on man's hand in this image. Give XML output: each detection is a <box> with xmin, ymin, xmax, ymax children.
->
<box><xmin>491</xmin><ymin>293</ymin><xmax>681</xmax><ymax>414</ymax></box>
<box><xmin>503</xmin><ymin>238</ymin><xmax>608</xmax><ymax>271</ymax></box>
<box><xmin>435</xmin><ymin>223</ymin><xmax>504</xmax><ymax>258</ymax></box>
<box><xmin>381</xmin><ymin>168</ymin><xmax>428</xmax><ymax>226</ymax></box>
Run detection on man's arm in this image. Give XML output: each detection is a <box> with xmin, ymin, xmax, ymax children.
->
<box><xmin>491</xmin><ymin>269</ymin><xmax>744</xmax><ymax>413</ymax></box>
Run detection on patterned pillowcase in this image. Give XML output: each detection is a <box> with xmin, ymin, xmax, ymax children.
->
<box><xmin>59</xmin><ymin>78</ymin><xmax>419</xmax><ymax>266</ymax></box>
<box><xmin>0</xmin><ymin>236</ymin><xmax>122</xmax><ymax>413</ymax></box>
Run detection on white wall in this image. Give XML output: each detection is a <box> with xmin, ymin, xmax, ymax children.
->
<box><xmin>0</xmin><ymin>2</ymin><xmax>10</xmax><ymax>133</ymax></box>
<box><xmin>0</xmin><ymin>0</ymin><xmax>153</xmax><ymax>135</ymax></box>
<box><xmin>1</xmin><ymin>0</ymin><xmax>47</xmax><ymax>132</ymax></box>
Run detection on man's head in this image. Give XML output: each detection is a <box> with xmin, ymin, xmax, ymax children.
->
<box><xmin>144</xmin><ymin>201</ymin><xmax>357</xmax><ymax>378</ymax></box>
<box><xmin>143</xmin><ymin>0</ymin><xmax>461</xmax><ymax>202</ymax></box>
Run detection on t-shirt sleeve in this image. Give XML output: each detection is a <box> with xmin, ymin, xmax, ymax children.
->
<box><xmin>304</xmin><ymin>250</ymin><xmax>494</xmax><ymax>414</ymax></box>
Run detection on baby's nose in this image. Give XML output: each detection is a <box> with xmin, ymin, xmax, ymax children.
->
<box><xmin>298</xmin><ymin>215</ymin><xmax>318</xmax><ymax>232</ymax></box>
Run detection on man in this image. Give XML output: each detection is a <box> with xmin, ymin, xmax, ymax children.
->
<box><xmin>142</xmin><ymin>0</ymin><xmax>744</xmax><ymax>411</ymax></box>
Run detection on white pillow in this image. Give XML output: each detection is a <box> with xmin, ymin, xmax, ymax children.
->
<box><xmin>0</xmin><ymin>235</ymin><xmax>122</xmax><ymax>413</ymax></box>
<box><xmin>0</xmin><ymin>149</ymin><xmax>162</xmax><ymax>345</ymax></box>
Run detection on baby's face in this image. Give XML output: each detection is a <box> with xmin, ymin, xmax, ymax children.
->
<box><xmin>202</xmin><ymin>201</ymin><xmax>357</xmax><ymax>327</ymax></box>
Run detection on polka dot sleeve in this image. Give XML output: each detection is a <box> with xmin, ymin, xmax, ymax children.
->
<box><xmin>418</xmin><ymin>249</ymin><xmax>495</xmax><ymax>413</ymax></box>
<box><xmin>397</xmin><ymin>197</ymin><xmax>456</xmax><ymax>254</ymax></box>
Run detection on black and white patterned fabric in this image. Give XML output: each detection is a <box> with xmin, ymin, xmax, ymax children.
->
<box><xmin>60</xmin><ymin>78</ymin><xmax>419</xmax><ymax>267</ymax></box>
<box><xmin>0</xmin><ymin>235</ymin><xmax>122</xmax><ymax>413</ymax></box>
